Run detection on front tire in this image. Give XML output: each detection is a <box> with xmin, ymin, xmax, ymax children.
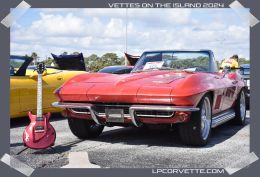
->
<box><xmin>68</xmin><ymin>118</ymin><xmax>104</xmax><ymax>139</ymax></box>
<box><xmin>179</xmin><ymin>94</ymin><xmax>212</xmax><ymax>146</ymax></box>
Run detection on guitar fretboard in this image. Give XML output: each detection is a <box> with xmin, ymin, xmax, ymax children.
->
<box><xmin>36</xmin><ymin>73</ymin><xmax>42</xmax><ymax>117</ymax></box>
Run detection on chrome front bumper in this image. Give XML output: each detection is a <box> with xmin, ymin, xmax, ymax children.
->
<box><xmin>52</xmin><ymin>102</ymin><xmax>200</xmax><ymax>127</ymax></box>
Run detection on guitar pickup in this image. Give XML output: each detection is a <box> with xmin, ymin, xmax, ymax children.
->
<box><xmin>35</xmin><ymin>126</ymin><xmax>45</xmax><ymax>133</ymax></box>
<box><xmin>36</xmin><ymin>117</ymin><xmax>44</xmax><ymax>121</ymax></box>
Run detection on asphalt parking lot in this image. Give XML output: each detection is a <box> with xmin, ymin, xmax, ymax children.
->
<box><xmin>10</xmin><ymin>111</ymin><xmax>250</xmax><ymax>168</ymax></box>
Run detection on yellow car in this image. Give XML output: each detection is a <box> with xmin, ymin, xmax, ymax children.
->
<box><xmin>10</xmin><ymin>55</ymin><xmax>86</xmax><ymax>118</ymax></box>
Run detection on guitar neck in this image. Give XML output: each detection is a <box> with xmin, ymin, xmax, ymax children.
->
<box><xmin>36</xmin><ymin>73</ymin><xmax>43</xmax><ymax>117</ymax></box>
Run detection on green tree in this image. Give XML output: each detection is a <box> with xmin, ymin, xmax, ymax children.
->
<box><xmin>44</xmin><ymin>57</ymin><xmax>55</xmax><ymax>66</ymax></box>
<box><xmin>84</xmin><ymin>53</ymin><xmax>125</xmax><ymax>72</ymax></box>
<box><xmin>85</xmin><ymin>54</ymin><xmax>100</xmax><ymax>72</ymax></box>
<box><xmin>238</xmin><ymin>58</ymin><xmax>250</xmax><ymax>65</ymax></box>
<box><xmin>72</xmin><ymin>52</ymin><xmax>80</xmax><ymax>55</ymax></box>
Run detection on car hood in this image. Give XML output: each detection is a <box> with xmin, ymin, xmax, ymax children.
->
<box><xmin>59</xmin><ymin>70</ymin><xmax>195</xmax><ymax>104</ymax></box>
<box><xmin>124</xmin><ymin>53</ymin><xmax>140</xmax><ymax>66</ymax></box>
<box><xmin>51</xmin><ymin>53</ymin><xmax>86</xmax><ymax>71</ymax></box>
<box><xmin>77</xmin><ymin>70</ymin><xmax>188</xmax><ymax>85</ymax></box>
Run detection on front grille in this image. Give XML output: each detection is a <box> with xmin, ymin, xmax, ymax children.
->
<box><xmin>69</xmin><ymin>103</ymin><xmax>175</xmax><ymax>118</ymax></box>
<box><xmin>135</xmin><ymin>110</ymin><xmax>174</xmax><ymax>118</ymax></box>
<box><xmin>94</xmin><ymin>104</ymin><xmax>130</xmax><ymax>115</ymax></box>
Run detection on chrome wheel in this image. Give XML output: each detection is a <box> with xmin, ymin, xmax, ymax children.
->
<box><xmin>178</xmin><ymin>94</ymin><xmax>212</xmax><ymax>146</ymax></box>
<box><xmin>200</xmin><ymin>97</ymin><xmax>211</xmax><ymax>140</ymax></box>
<box><xmin>240</xmin><ymin>91</ymin><xmax>246</xmax><ymax>121</ymax></box>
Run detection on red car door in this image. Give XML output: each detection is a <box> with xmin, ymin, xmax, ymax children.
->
<box><xmin>221</xmin><ymin>72</ymin><xmax>238</xmax><ymax>111</ymax></box>
<box><xmin>211</xmin><ymin>73</ymin><xmax>226</xmax><ymax>115</ymax></box>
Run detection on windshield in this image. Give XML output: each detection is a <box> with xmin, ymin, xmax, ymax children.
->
<box><xmin>132</xmin><ymin>51</ymin><xmax>210</xmax><ymax>73</ymax></box>
<box><xmin>10</xmin><ymin>57</ymin><xmax>27</xmax><ymax>76</ymax></box>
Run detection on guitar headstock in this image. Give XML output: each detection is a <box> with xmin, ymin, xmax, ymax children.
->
<box><xmin>37</xmin><ymin>62</ymin><xmax>46</xmax><ymax>74</ymax></box>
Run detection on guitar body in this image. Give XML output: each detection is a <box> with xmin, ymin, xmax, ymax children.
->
<box><xmin>23</xmin><ymin>112</ymin><xmax>56</xmax><ymax>149</ymax></box>
<box><xmin>23</xmin><ymin>62</ymin><xmax>56</xmax><ymax>149</ymax></box>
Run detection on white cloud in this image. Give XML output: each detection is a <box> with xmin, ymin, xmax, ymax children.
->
<box><xmin>104</xmin><ymin>18</ymin><xmax>125</xmax><ymax>38</ymax></box>
<box><xmin>227</xmin><ymin>25</ymin><xmax>248</xmax><ymax>40</ymax></box>
<box><xmin>31</xmin><ymin>12</ymin><xmax>87</xmax><ymax>36</ymax></box>
<box><xmin>11</xmin><ymin>9</ymin><xmax>249</xmax><ymax>61</ymax></box>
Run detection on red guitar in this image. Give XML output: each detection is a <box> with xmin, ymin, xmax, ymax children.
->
<box><xmin>23</xmin><ymin>62</ymin><xmax>56</xmax><ymax>149</ymax></box>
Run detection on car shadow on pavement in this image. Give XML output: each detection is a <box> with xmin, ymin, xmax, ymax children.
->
<box><xmin>32</xmin><ymin>139</ymin><xmax>85</xmax><ymax>155</ymax></box>
<box><xmin>10</xmin><ymin>117</ymin><xmax>250</xmax><ymax>156</ymax></box>
<box><xmin>208</xmin><ymin>118</ymin><xmax>249</xmax><ymax>146</ymax></box>
<box><xmin>92</xmin><ymin>118</ymin><xmax>250</xmax><ymax>148</ymax></box>
<box><xmin>32</xmin><ymin>118</ymin><xmax>249</xmax><ymax>155</ymax></box>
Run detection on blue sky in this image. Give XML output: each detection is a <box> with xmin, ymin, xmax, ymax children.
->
<box><xmin>11</xmin><ymin>8</ymin><xmax>249</xmax><ymax>61</ymax></box>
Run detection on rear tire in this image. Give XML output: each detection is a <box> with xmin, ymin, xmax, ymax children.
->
<box><xmin>179</xmin><ymin>94</ymin><xmax>212</xmax><ymax>146</ymax></box>
<box><xmin>68</xmin><ymin>118</ymin><xmax>104</xmax><ymax>139</ymax></box>
<box><xmin>233</xmin><ymin>89</ymin><xmax>246</xmax><ymax>125</ymax></box>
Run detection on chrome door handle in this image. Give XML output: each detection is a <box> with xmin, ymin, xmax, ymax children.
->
<box><xmin>57</xmin><ymin>76</ymin><xmax>63</xmax><ymax>81</ymax></box>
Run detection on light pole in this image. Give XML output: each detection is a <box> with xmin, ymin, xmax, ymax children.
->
<box><xmin>125</xmin><ymin>8</ymin><xmax>128</xmax><ymax>66</ymax></box>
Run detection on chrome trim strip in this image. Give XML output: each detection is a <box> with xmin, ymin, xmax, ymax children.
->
<box><xmin>52</xmin><ymin>102</ymin><xmax>199</xmax><ymax>127</ymax></box>
<box><xmin>95</xmin><ymin>110</ymin><xmax>174</xmax><ymax>118</ymax></box>
<box><xmin>96</xmin><ymin>113</ymin><xmax>132</xmax><ymax>118</ymax></box>
<box><xmin>68</xmin><ymin>108</ymin><xmax>91</xmax><ymax>115</ymax></box>
<box><xmin>211</xmin><ymin>110</ymin><xmax>235</xmax><ymax>128</ymax></box>
<box><xmin>97</xmin><ymin>113</ymin><xmax>106</xmax><ymax>116</ymax></box>
<box><xmin>95</xmin><ymin>104</ymin><xmax>131</xmax><ymax>107</ymax></box>
<box><xmin>52</xmin><ymin>102</ymin><xmax>101</xmax><ymax>125</ymax></box>
<box><xmin>135</xmin><ymin>113</ymin><xmax>174</xmax><ymax>118</ymax></box>
<box><xmin>97</xmin><ymin>112</ymin><xmax>174</xmax><ymax>118</ymax></box>
<box><xmin>129</xmin><ymin>105</ymin><xmax>200</xmax><ymax>127</ymax></box>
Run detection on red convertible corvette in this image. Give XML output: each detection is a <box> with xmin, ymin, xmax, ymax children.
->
<box><xmin>52</xmin><ymin>50</ymin><xmax>246</xmax><ymax>146</ymax></box>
